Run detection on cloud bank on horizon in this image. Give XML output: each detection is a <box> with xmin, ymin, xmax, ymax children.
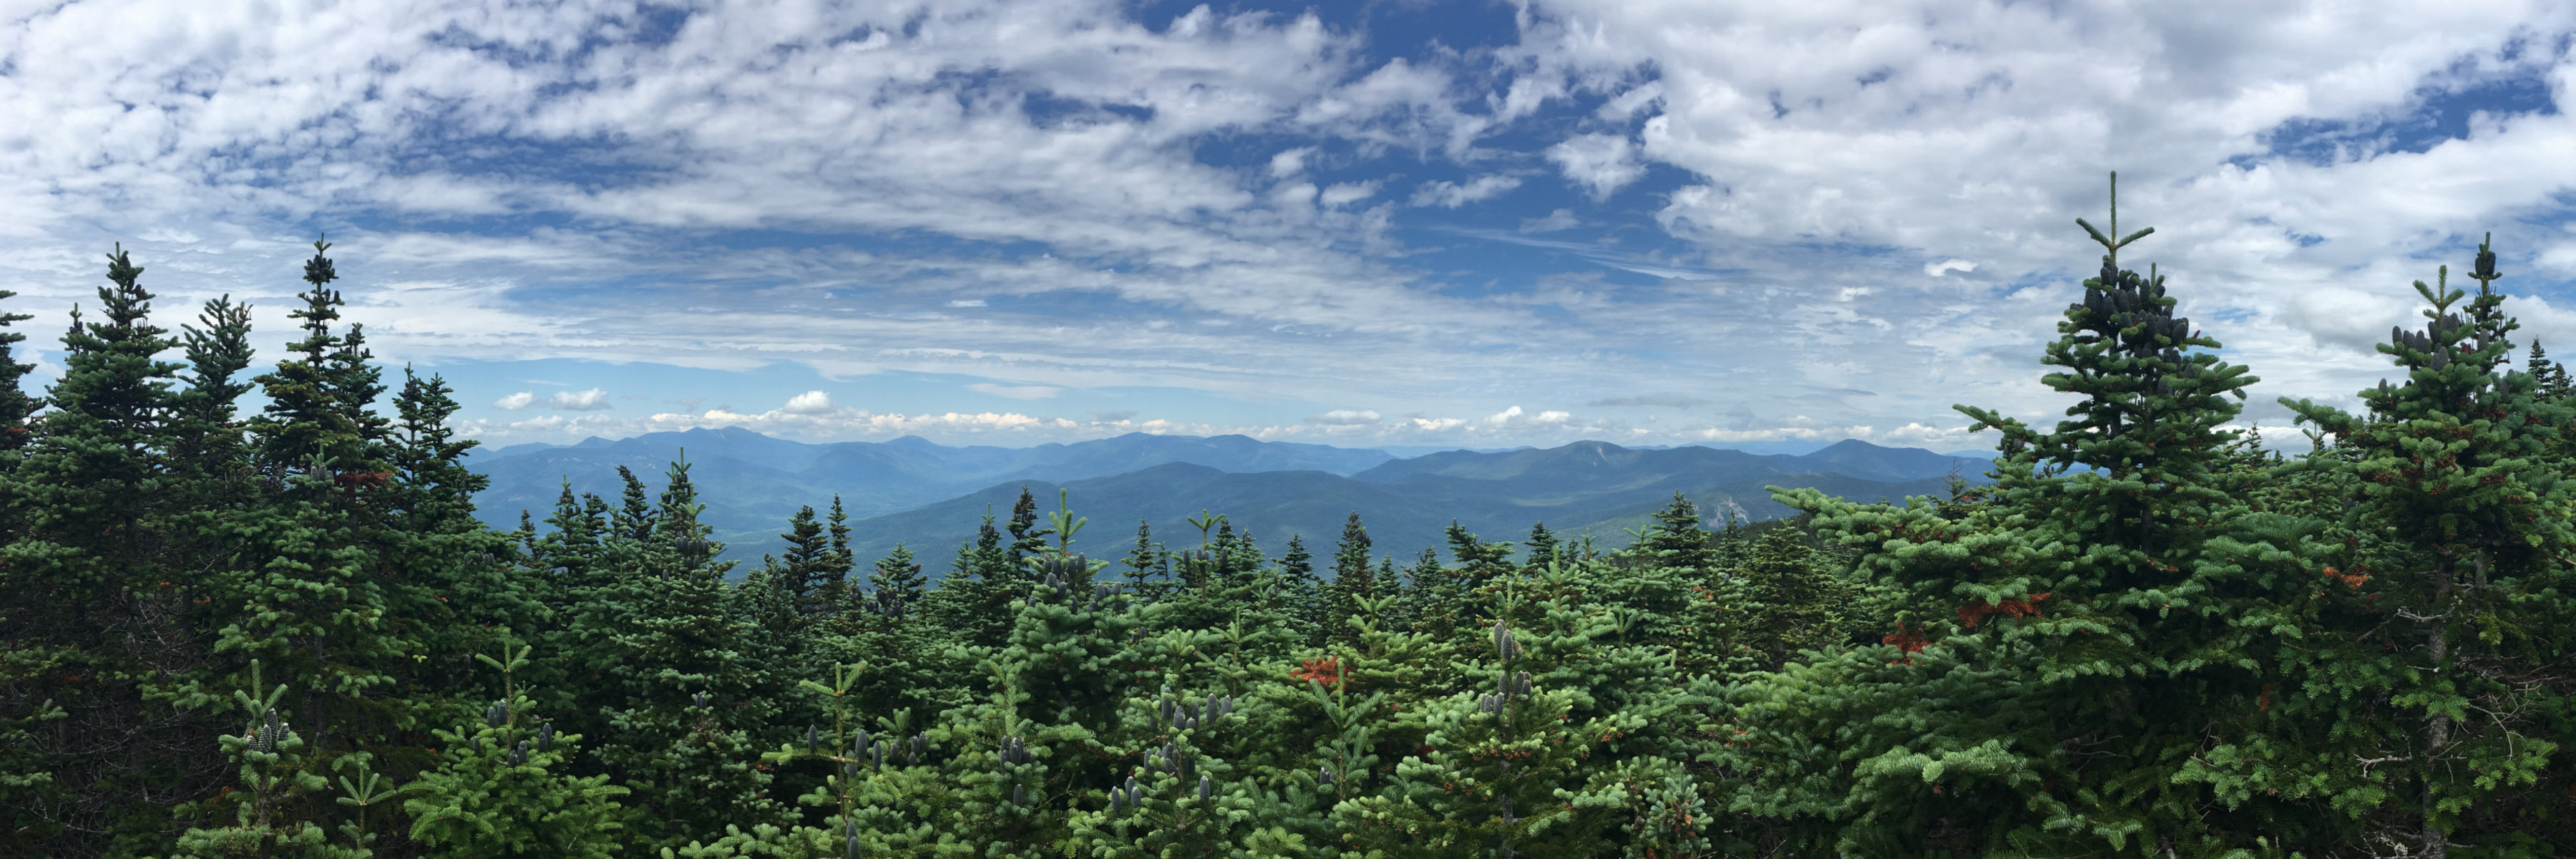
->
<box><xmin>4</xmin><ymin>0</ymin><xmax>2575</xmax><ymax>451</ymax></box>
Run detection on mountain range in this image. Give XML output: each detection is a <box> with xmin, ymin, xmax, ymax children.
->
<box><xmin>464</xmin><ymin>430</ymin><xmax>1993</xmax><ymax>573</ymax></box>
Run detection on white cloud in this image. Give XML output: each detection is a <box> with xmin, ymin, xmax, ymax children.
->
<box><xmin>968</xmin><ymin>382</ymin><xmax>1063</xmax><ymax>400</ymax></box>
<box><xmin>1486</xmin><ymin>405</ymin><xmax>1574</xmax><ymax>427</ymax></box>
<box><xmin>1924</xmin><ymin>259</ymin><xmax>1976</xmax><ymax>277</ymax></box>
<box><xmin>7</xmin><ymin>0</ymin><xmax>2576</xmax><ymax>454</ymax></box>
<box><xmin>1270</xmin><ymin>147</ymin><xmax>1316</xmax><ymax>178</ymax></box>
<box><xmin>1319</xmin><ymin>181</ymin><xmax>1382</xmax><ymax>208</ymax></box>
<box><xmin>1545</xmin><ymin>134</ymin><xmax>1644</xmax><ymax>200</ymax></box>
<box><xmin>548</xmin><ymin>388</ymin><xmax>613</xmax><ymax>411</ymax></box>
<box><xmin>1410</xmin><ymin>174</ymin><xmax>1523</xmax><ymax>208</ymax></box>
<box><xmin>1308</xmin><ymin>409</ymin><xmax>1382</xmax><ymax>425</ymax></box>
<box><xmin>493</xmin><ymin>391</ymin><xmax>535</xmax><ymax>410</ymax></box>
<box><xmin>781</xmin><ymin>390</ymin><xmax>835</xmax><ymax>414</ymax></box>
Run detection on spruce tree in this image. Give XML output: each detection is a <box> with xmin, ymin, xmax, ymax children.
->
<box><xmin>587</xmin><ymin>457</ymin><xmax>794</xmax><ymax>851</ymax></box>
<box><xmin>1279</xmin><ymin>534</ymin><xmax>1315</xmax><ymax>582</ymax></box>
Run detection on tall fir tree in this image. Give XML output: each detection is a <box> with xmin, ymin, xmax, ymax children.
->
<box><xmin>0</xmin><ymin>246</ymin><xmax>195</xmax><ymax>854</ymax></box>
<box><xmin>2274</xmin><ymin>236</ymin><xmax>2576</xmax><ymax>855</ymax></box>
<box><xmin>0</xmin><ymin>279</ymin><xmax>34</xmax><ymax>453</ymax></box>
<box><xmin>1770</xmin><ymin>173</ymin><xmax>2269</xmax><ymax>854</ymax></box>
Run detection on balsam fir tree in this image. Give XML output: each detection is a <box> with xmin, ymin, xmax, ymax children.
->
<box><xmin>1</xmin><ymin>246</ymin><xmax>196</xmax><ymax>853</ymax></box>
<box><xmin>1634</xmin><ymin>492</ymin><xmax>1716</xmax><ymax>573</ymax></box>
<box><xmin>2269</xmin><ymin>236</ymin><xmax>2576</xmax><ymax>855</ymax></box>
<box><xmin>587</xmin><ymin>457</ymin><xmax>798</xmax><ymax>852</ymax></box>
<box><xmin>170</xmin><ymin>660</ymin><xmax>371</xmax><ymax>859</ymax></box>
<box><xmin>404</xmin><ymin>634</ymin><xmax>628</xmax><ymax>858</ymax></box>
<box><xmin>0</xmin><ymin>278</ymin><xmax>34</xmax><ymax>452</ymax></box>
<box><xmin>1772</xmin><ymin>173</ymin><xmax>2268</xmax><ymax>854</ymax></box>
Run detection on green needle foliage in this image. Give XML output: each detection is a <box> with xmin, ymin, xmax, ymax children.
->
<box><xmin>9</xmin><ymin>192</ymin><xmax>2576</xmax><ymax>857</ymax></box>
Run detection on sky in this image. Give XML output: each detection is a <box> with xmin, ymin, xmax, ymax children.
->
<box><xmin>5</xmin><ymin>0</ymin><xmax>2576</xmax><ymax>454</ymax></box>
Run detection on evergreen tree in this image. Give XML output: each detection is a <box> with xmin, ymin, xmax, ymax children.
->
<box><xmin>1332</xmin><ymin>513</ymin><xmax>1373</xmax><ymax>583</ymax></box>
<box><xmin>1005</xmin><ymin>485</ymin><xmax>1050</xmax><ymax>562</ymax></box>
<box><xmin>2529</xmin><ymin>341</ymin><xmax>2572</xmax><ymax>402</ymax></box>
<box><xmin>1</xmin><ymin>245</ymin><xmax>192</xmax><ymax>854</ymax></box>
<box><xmin>403</xmin><ymin>635</ymin><xmax>627</xmax><ymax>858</ymax></box>
<box><xmin>1279</xmin><ymin>533</ymin><xmax>1314</xmax><ymax>582</ymax></box>
<box><xmin>2273</xmin><ymin>236</ymin><xmax>2576</xmax><ymax>854</ymax></box>
<box><xmin>1636</xmin><ymin>492</ymin><xmax>1714</xmax><ymax>571</ymax></box>
<box><xmin>168</xmin><ymin>296</ymin><xmax>255</xmax><ymax>474</ymax></box>
<box><xmin>1523</xmin><ymin>522</ymin><xmax>1560</xmax><ymax>572</ymax></box>
<box><xmin>613</xmin><ymin>465</ymin><xmax>658</xmax><ymax>541</ymax></box>
<box><xmin>1120</xmin><ymin>519</ymin><xmax>1161</xmax><ymax>593</ymax></box>
<box><xmin>169</xmin><ymin>661</ymin><xmax>372</xmax><ymax>859</ymax></box>
<box><xmin>0</xmin><ymin>279</ymin><xmax>34</xmax><ymax>452</ymax></box>
<box><xmin>1770</xmin><ymin>173</ymin><xmax>2268</xmax><ymax>853</ymax></box>
<box><xmin>251</xmin><ymin>238</ymin><xmax>370</xmax><ymax>470</ymax></box>
<box><xmin>587</xmin><ymin>457</ymin><xmax>794</xmax><ymax>851</ymax></box>
<box><xmin>769</xmin><ymin>505</ymin><xmax>836</xmax><ymax>619</ymax></box>
<box><xmin>824</xmin><ymin>495</ymin><xmax>856</xmax><ymax>604</ymax></box>
<box><xmin>928</xmin><ymin>513</ymin><xmax>1022</xmax><ymax>649</ymax></box>
<box><xmin>867</xmin><ymin>543</ymin><xmax>928</xmax><ymax>614</ymax></box>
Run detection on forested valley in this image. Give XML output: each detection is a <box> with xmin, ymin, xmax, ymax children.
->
<box><xmin>6</xmin><ymin>210</ymin><xmax>2576</xmax><ymax>858</ymax></box>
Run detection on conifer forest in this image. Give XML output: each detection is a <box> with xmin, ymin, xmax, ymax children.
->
<box><xmin>10</xmin><ymin>204</ymin><xmax>2576</xmax><ymax>859</ymax></box>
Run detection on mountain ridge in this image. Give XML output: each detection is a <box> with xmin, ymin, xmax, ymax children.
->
<box><xmin>459</xmin><ymin>430</ymin><xmax>1991</xmax><ymax>569</ymax></box>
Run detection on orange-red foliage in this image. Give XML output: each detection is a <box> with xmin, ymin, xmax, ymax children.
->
<box><xmin>1956</xmin><ymin>593</ymin><xmax>2051</xmax><ymax>629</ymax></box>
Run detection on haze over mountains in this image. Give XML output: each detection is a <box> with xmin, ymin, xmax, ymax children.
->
<box><xmin>465</xmin><ymin>429</ymin><xmax>1994</xmax><ymax>573</ymax></box>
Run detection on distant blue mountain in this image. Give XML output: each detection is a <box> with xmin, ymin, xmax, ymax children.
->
<box><xmin>465</xmin><ymin>428</ymin><xmax>1394</xmax><ymax>548</ymax></box>
<box><xmin>839</xmin><ymin>437</ymin><xmax>1996</xmax><ymax>576</ymax></box>
<box><xmin>464</xmin><ymin>430</ymin><xmax>1994</xmax><ymax>570</ymax></box>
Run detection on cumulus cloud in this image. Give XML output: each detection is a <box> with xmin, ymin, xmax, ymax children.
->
<box><xmin>549</xmin><ymin>388</ymin><xmax>614</xmax><ymax>411</ymax></box>
<box><xmin>781</xmin><ymin>390</ymin><xmax>835</xmax><ymax>414</ymax></box>
<box><xmin>1308</xmin><ymin>409</ymin><xmax>1382</xmax><ymax>425</ymax></box>
<box><xmin>1485</xmin><ymin>405</ymin><xmax>1573</xmax><ymax>427</ymax></box>
<box><xmin>1924</xmin><ymin>259</ymin><xmax>1976</xmax><ymax>277</ymax></box>
<box><xmin>1545</xmin><ymin>134</ymin><xmax>1645</xmax><ymax>200</ymax></box>
<box><xmin>494</xmin><ymin>391</ymin><xmax>535</xmax><ymax>410</ymax></box>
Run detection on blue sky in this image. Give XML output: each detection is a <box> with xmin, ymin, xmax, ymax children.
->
<box><xmin>5</xmin><ymin>1</ymin><xmax>2576</xmax><ymax>452</ymax></box>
